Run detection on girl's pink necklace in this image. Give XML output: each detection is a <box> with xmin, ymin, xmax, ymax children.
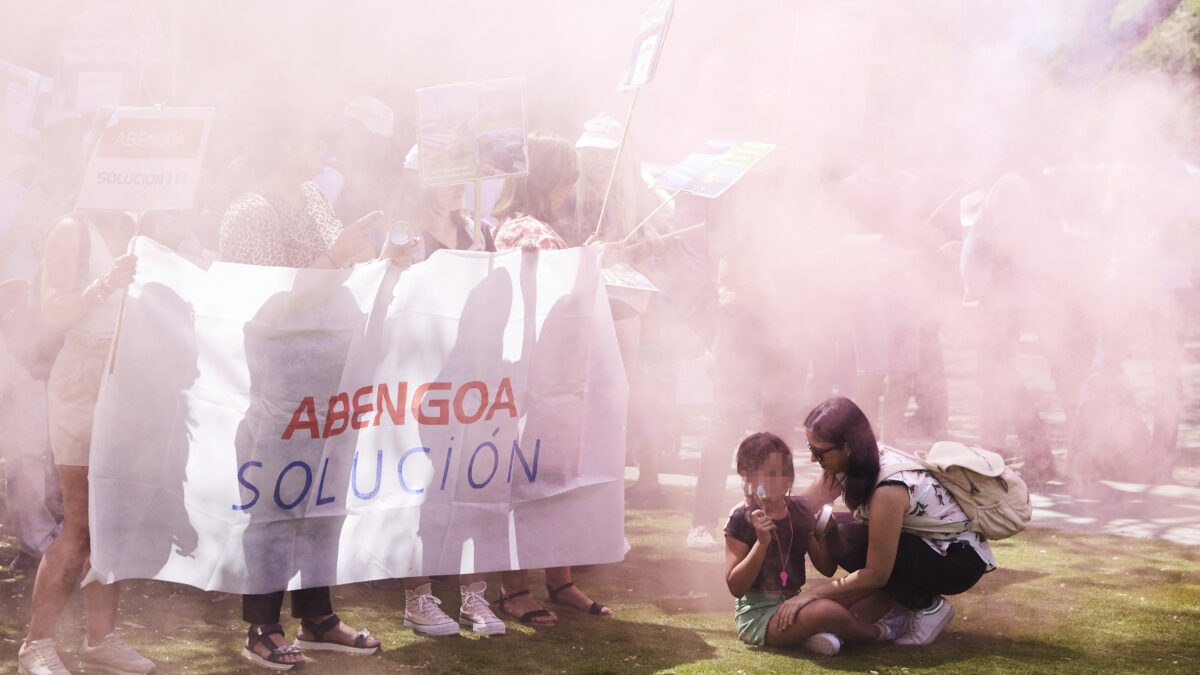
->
<box><xmin>770</xmin><ymin>503</ymin><xmax>793</xmax><ymax>587</ymax></box>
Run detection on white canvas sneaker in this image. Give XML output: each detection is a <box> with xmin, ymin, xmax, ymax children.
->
<box><xmin>686</xmin><ymin>525</ymin><xmax>721</xmax><ymax>551</ymax></box>
<box><xmin>404</xmin><ymin>583</ymin><xmax>461</xmax><ymax>636</ymax></box>
<box><xmin>459</xmin><ymin>582</ymin><xmax>506</xmax><ymax>635</ymax></box>
<box><xmin>894</xmin><ymin>596</ymin><xmax>955</xmax><ymax>645</ymax></box>
<box><xmin>18</xmin><ymin>638</ymin><xmax>70</xmax><ymax>675</ymax></box>
<box><xmin>79</xmin><ymin>632</ymin><xmax>155</xmax><ymax>673</ymax></box>
<box><xmin>801</xmin><ymin>632</ymin><xmax>842</xmax><ymax>656</ymax></box>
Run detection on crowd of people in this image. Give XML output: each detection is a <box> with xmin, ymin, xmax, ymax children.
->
<box><xmin>0</xmin><ymin>83</ymin><xmax>1196</xmax><ymax>672</ymax></box>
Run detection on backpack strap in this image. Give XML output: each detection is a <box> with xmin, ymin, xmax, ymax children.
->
<box><xmin>870</xmin><ymin>450</ymin><xmax>970</xmax><ymax>538</ymax></box>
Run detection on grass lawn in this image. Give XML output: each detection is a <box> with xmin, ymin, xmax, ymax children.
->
<box><xmin>0</xmin><ymin>482</ymin><xmax>1197</xmax><ymax>674</ymax></box>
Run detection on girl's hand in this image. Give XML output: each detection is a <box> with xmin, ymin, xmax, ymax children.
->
<box><xmin>772</xmin><ymin>592</ymin><xmax>817</xmax><ymax>632</ymax></box>
<box><xmin>749</xmin><ymin>509</ymin><xmax>775</xmax><ymax>546</ymax></box>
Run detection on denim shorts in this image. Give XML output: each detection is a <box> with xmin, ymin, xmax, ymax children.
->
<box><xmin>734</xmin><ymin>591</ymin><xmax>789</xmax><ymax>646</ymax></box>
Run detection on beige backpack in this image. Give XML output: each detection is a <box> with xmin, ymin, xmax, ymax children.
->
<box><xmin>879</xmin><ymin>442</ymin><xmax>1033</xmax><ymax>540</ymax></box>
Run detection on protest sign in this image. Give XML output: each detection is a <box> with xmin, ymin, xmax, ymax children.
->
<box><xmin>618</xmin><ymin>0</ymin><xmax>675</xmax><ymax>91</ymax></box>
<box><xmin>88</xmin><ymin>240</ymin><xmax>628</xmax><ymax>593</ymax></box>
<box><xmin>653</xmin><ymin>139</ymin><xmax>776</xmax><ymax>198</ymax></box>
<box><xmin>54</xmin><ymin>39</ymin><xmax>142</xmax><ymax>117</ymax></box>
<box><xmin>2</xmin><ymin>62</ymin><xmax>51</xmax><ymax>141</ymax></box>
<box><xmin>602</xmin><ymin>262</ymin><xmax>659</xmax><ymax>314</ymax></box>
<box><xmin>417</xmin><ymin>78</ymin><xmax>528</xmax><ymax>186</ymax></box>
<box><xmin>74</xmin><ymin>106</ymin><xmax>213</xmax><ymax>212</ymax></box>
<box><xmin>69</xmin><ymin>0</ymin><xmax>172</xmax><ymax>65</ymax></box>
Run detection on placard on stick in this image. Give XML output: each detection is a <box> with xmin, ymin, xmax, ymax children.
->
<box><xmin>74</xmin><ymin>106</ymin><xmax>213</xmax><ymax>212</ymax></box>
<box><xmin>2</xmin><ymin>62</ymin><xmax>53</xmax><ymax>141</ymax></box>
<box><xmin>652</xmin><ymin>139</ymin><xmax>776</xmax><ymax>199</ymax></box>
<box><xmin>416</xmin><ymin>78</ymin><xmax>528</xmax><ymax>187</ymax></box>
<box><xmin>619</xmin><ymin>0</ymin><xmax>675</xmax><ymax>91</ymax></box>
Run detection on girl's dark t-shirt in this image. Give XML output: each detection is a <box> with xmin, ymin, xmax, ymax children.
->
<box><xmin>724</xmin><ymin>496</ymin><xmax>815</xmax><ymax>594</ymax></box>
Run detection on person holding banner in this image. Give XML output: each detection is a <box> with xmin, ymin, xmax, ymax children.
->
<box><xmin>19</xmin><ymin>207</ymin><xmax>155</xmax><ymax>675</ymax></box>
<box><xmin>219</xmin><ymin>109</ymin><xmax>390</xmax><ymax>669</ymax></box>
<box><xmin>491</xmin><ymin>130</ymin><xmax>612</xmax><ymax>624</ymax></box>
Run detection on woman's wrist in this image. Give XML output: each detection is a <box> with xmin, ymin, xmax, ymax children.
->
<box><xmin>323</xmin><ymin>250</ymin><xmax>342</xmax><ymax>268</ymax></box>
<box><xmin>86</xmin><ymin>279</ymin><xmax>109</xmax><ymax>303</ymax></box>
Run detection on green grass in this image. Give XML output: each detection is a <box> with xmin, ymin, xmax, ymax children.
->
<box><xmin>1</xmin><ymin>483</ymin><xmax>1198</xmax><ymax>674</ymax></box>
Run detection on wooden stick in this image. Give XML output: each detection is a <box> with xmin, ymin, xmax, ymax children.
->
<box><xmin>620</xmin><ymin>220</ymin><xmax>706</xmax><ymax>249</ymax></box>
<box><xmin>655</xmin><ymin>220</ymin><xmax>705</xmax><ymax>240</ymax></box>
<box><xmin>590</xmin><ymin>88</ymin><xmax>640</xmax><ymax>242</ymax></box>
<box><xmin>470</xmin><ymin>179</ymin><xmax>484</xmax><ymax>251</ymax></box>
<box><xmin>107</xmin><ymin>211</ymin><xmax>142</xmax><ymax>375</ymax></box>
<box><xmin>619</xmin><ymin>189</ymin><xmax>681</xmax><ymax>245</ymax></box>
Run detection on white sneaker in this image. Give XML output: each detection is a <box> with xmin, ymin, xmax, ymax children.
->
<box><xmin>404</xmin><ymin>582</ymin><xmax>461</xmax><ymax>636</ymax></box>
<box><xmin>459</xmin><ymin>582</ymin><xmax>506</xmax><ymax>635</ymax></box>
<box><xmin>79</xmin><ymin>632</ymin><xmax>155</xmax><ymax>674</ymax></box>
<box><xmin>894</xmin><ymin>596</ymin><xmax>955</xmax><ymax>645</ymax></box>
<box><xmin>686</xmin><ymin>525</ymin><xmax>721</xmax><ymax>551</ymax></box>
<box><xmin>801</xmin><ymin>632</ymin><xmax>842</xmax><ymax>656</ymax></box>
<box><xmin>18</xmin><ymin>638</ymin><xmax>70</xmax><ymax>675</ymax></box>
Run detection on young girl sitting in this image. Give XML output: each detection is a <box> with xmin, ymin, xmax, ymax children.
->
<box><xmin>724</xmin><ymin>432</ymin><xmax>898</xmax><ymax>655</ymax></box>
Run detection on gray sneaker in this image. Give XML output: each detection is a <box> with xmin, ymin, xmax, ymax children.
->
<box><xmin>18</xmin><ymin>638</ymin><xmax>70</xmax><ymax>675</ymax></box>
<box><xmin>894</xmin><ymin>596</ymin><xmax>954</xmax><ymax>645</ymax></box>
<box><xmin>874</xmin><ymin>607</ymin><xmax>913</xmax><ymax>641</ymax></box>
<box><xmin>79</xmin><ymin>632</ymin><xmax>155</xmax><ymax>673</ymax></box>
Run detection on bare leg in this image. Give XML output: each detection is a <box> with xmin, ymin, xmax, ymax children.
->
<box><xmin>765</xmin><ymin>598</ymin><xmax>881</xmax><ymax>648</ymax></box>
<box><xmin>544</xmin><ymin>566</ymin><xmax>613</xmax><ymax>615</ymax></box>
<box><xmin>498</xmin><ymin>570</ymin><xmax>556</xmax><ymax>625</ymax></box>
<box><xmin>28</xmin><ymin>466</ymin><xmax>105</xmax><ymax>642</ymax></box>
<box><xmin>847</xmin><ymin>589</ymin><xmax>898</xmax><ymax>624</ymax></box>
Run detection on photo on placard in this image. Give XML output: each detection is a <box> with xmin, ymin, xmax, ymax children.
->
<box><xmin>618</xmin><ymin>0</ymin><xmax>675</xmax><ymax>91</ymax></box>
<box><xmin>417</xmin><ymin>78</ymin><xmax>528</xmax><ymax>186</ymax></box>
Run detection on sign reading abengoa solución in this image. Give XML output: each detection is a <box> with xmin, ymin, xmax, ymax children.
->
<box><xmin>75</xmin><ymin>106</ymin><xmax>213</xmax><ymax>212</ymax></box>
<box><xmin>88</xmin><ymin>240</ymin><xmax>628</xmax><ymax>594</ymax></box>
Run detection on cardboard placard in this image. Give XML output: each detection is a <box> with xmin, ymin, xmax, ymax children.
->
<box><xmin>653</xmin><ymin>139</ymin><xmax>776</xmax><ymax>198</ymax></box>
<box><xmin>74</xmin><ymin>106</ymin><xmax>213</xmax><ymax>212</ymax></box>
<box><xmin>69</xmin><ymin>0</ymin><xmax>171</xmax><ymax>65</ymax></box>
<box><xmin>618</xmin><ymin>0</ymin><xmax>674</xmax><ymax>90</ymax></box>
<box><xmin>54</xmin><ymin>39</ymin><xmax>142</xmax><ymax>118</ymax></box>
<box><xmin>2</xmin><ymin>62</ymin><xmax>51</xmax><ymax>141</ymax></box>
<box><xmin>416</xmin><ymin>78</ymin><xmax>528</xmax><ymax>186</ymax></box>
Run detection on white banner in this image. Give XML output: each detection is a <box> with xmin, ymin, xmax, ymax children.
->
<box><xmin>75</xmin><ymin>106</ymin><xmax>213</xmax><ymax>213</ymax></box>
<box><xmin>89</xmin><ymin>239</ymin><xmax>628</xmax><ymax>594</ymax></box>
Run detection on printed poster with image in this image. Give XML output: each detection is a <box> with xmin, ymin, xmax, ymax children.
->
<box><xmin>417</xmin><ymin>78</ymin><xmax>528</xmax><ymax>186</ymax></box>
<box><xmin>75</xmin><ymin>106</ymin><xmax>213</xmax><ymax>212</ymax></box>
<box><xmin>618</xmin><ymin>0</ymin><xmax>675</xmax><ymax>91</ymax></box>
<box><xmin>69</xmin><ymin>0</ymin><xmax>172</xmax><ymax>65</ymax></box>
<box><xmin>54</xmin><ymin>39</ymin><xmax>142</xmax><ymax>117</ymax></box>
<box><xmin>653</xmin><ymin>139</ymin><xmax>776</xmax><ymax>198</ymax></box>
<box><xmin>1</xmin><ymin>61</ymin><xmax>52</xmax><ymax>141</ymax></box>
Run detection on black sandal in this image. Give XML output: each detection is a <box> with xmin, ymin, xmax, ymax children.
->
<box><xmin>497</xmin><ymin>589</ymin><xmax>556</xmax><ymax>625</ymax></box>
<box><xmin>546</xmin><ymin>581</ymin><xmax>610</xmax><ymax>616</ymax></box>
<box><xmin>242</xmin><ymin>623</ymin><xmax>304</xmax><ymax>671</ymax></box>
<box><xmin>293</xmin><ymin>613</ymin><xmax>379</xmax><ymax>654</ymax></box>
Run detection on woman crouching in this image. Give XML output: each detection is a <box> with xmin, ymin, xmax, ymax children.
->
<box><xmin>724</xmin><ymin>432</ymin><xmax>889</xmax><ymax>655</ymax></box>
